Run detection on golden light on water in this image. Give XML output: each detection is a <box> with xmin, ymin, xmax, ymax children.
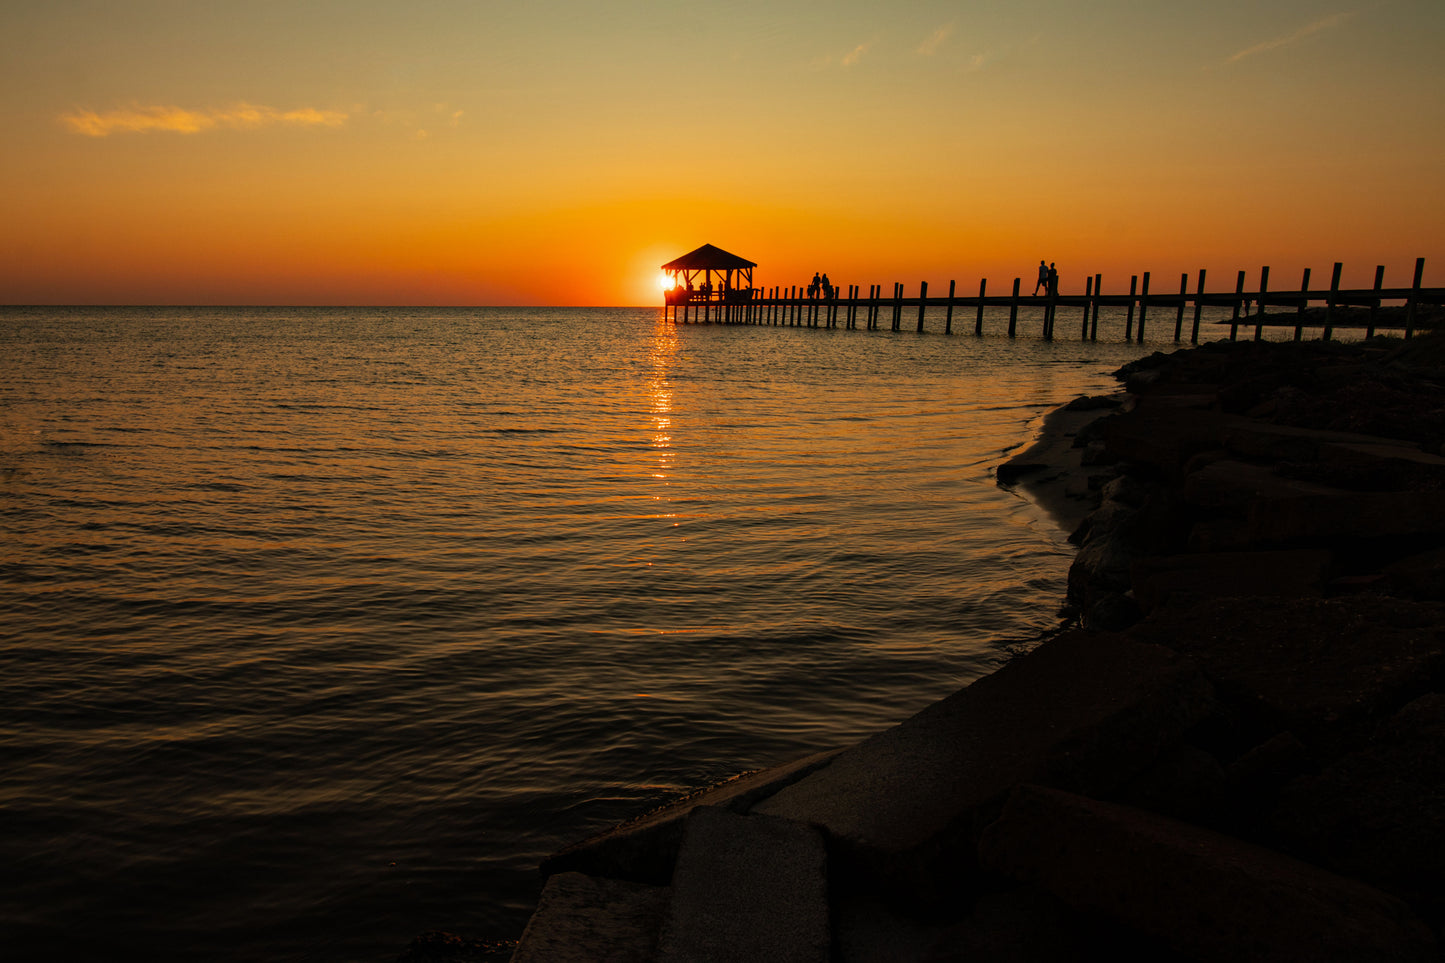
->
<box><xmin>648</xmin><ymin>319</ymin><xmax>677</xmax><ymax>483</ymax></box>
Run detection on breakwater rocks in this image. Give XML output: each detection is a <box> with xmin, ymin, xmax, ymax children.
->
<box><xmin>482</xmin><ymin>336</ymin><xmax>1445</xmax><ymax>962</ymax></box>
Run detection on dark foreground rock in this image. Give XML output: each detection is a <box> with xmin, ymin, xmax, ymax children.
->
<box><xmin>979</xmin><ymin>785</ymin><xmax>1437</xmax><ymax>962</ymax></box>
<box><xmin>490</xmin><ymin>334</ymin><xmax>1445</xmax><ymax>962</ymax></box>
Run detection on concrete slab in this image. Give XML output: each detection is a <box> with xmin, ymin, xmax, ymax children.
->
<box><xmin>542</xmin><ymin>747</ymin><xmax>841</xmax><ymax>884</ymax></box>
<box><xmin>979</xmin><ymin>784</ymin><xmax>1438</xmax><ymax>962</ymax></box>
<box><xmin>754</xmin><ymin>632</ymin><xmax>1214</xmax><ymax>901</ymax></box>
<box><xmin>655</xmin><ymin>806</ymin><xmax>828</xmax><ymax>963</ymax></box>
<box><xmin>510</xmin><ymin>872</ymin><xmax>668</xmax><ymax>963</ymax></box>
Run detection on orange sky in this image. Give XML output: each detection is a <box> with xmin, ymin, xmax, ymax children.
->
<box><xmin>3</xmin><ymin>1</ymin><xmax>1443</xmax><ymax>305</ymax></box>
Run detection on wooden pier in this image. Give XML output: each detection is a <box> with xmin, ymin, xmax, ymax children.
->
<box><xmin>662</xmin><ymin>255</ymin><xmax>1443</xmax><ymax>343</ymax></box>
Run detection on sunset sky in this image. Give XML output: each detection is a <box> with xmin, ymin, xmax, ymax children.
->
<box><xmin>4</xmin><ymin>0</ymin><xmax>1443</xmax><ymax>305</ymax></box>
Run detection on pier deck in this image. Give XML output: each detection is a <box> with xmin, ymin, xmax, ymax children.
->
<box><xmin>664</xmin><ymin>258</ymin><xmax>1443</xmax><ymax>343</ymax></box>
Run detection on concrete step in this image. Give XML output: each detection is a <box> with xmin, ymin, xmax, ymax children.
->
<box><xmin>510</xmin><ymin>872</ymin><xmax>668</xmax><ymax>963</ymax></box>
<box><xmin>655</xmin><ymin>806</ymin><xmax>829</xmax><ymax>963</ymax></box>
<box><xmin>542</xmin><ymin>748</ymin><xmax>841</xmax><ymax>885</ymax></box>
<box><xmin>754</xmin><ymin>631</ymin><xmax>1215</xmax><ymax>903</ymax></box>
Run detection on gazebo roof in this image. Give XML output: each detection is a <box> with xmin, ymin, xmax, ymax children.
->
<box><xmin>661</xmin><ymin>243</ymin><xmax>757</xmax><ymax>272</ymax></box>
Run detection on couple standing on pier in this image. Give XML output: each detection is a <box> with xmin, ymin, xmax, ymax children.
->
<box><xmin>1034</xmin><ymin>260</ymin><xmax>1059</xmax><ymax>296</ymax></box>
<box><xmin>808</xmin><ymin>272</ymin><xmax>835</xmax><ymax>300</ymax></box>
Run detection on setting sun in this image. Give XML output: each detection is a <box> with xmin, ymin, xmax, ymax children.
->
<box><xmin>657</xmin><ymin>272</ymin><xmax>674</xmax><ymax>291</ymax></box>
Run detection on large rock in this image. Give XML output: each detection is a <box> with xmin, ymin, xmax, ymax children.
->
<box><xmin>1384</xmin><ymin>546</ymin><xmax>1445</xmax><ymax>601</ymax></box>
<box><xmin>1129</xmin><ymin>596</ymin><xmax>1445</xmax><ymax>744</ymax></box>
<box><xmin>1248</xmin><ymin>489</ymin><xmax>1445</xmax><ymax>543</ymax></box>
<box><xmin>1103</xmin><ymin>406</ymin><xmax>1247</xmax><ymax>477</ymax></box>
<box><xmin>1131</xmin><ymin>549</ymin><xmax>1332</xmax><ymax>613</ymax></box>
<box><xmin>510</xmin><ymin>872</ymin><xmax>668</xmax><ymax>963</ymax></box>
<box><xmin>754</xmin><ymin>631</ymin><xmax>1214</xmax><ymax>902</ymax></box>
<box><xmin>978</xmin><ymin>784</ymin><xmax>1438</xmax><ymax>962</ymax></box>
<box><xmin>1223</xmin><ymin>421</ymin><xmax>1405</xmax><ymax>464</ymax></box>
<box><xmin>1181</xmin><ymin>458</ymin><xmax>1344</xmax><ymax>513</ymax></box>
<box><xmin>1272</xmin><ymin>693</ymin><xmax>1445</xmax><ymax>902</ymax></box>
<box><xmin>541</xmin><ymin>748</ymin><xmax>840</xmax><ymax>884</ymax></box>
<box><xmin>655</xmin><ymin>806</ymin><xmax>828</xmax><ymax>963</ymax></box>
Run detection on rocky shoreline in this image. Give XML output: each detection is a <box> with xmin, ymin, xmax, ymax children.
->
<box><xmin>408</xmin><ymin>334</ymin><xmax>1445</xmax><ymax>962</ymax></box>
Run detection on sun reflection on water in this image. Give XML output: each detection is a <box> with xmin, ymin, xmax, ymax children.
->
<box><xmin>648</xmin><ymin>318</ymin><xmax>677</xmax><ymax>485</ymax></box>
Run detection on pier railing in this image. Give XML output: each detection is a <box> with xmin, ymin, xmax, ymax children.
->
<box><xmin>662</xmin><ymin>258</ymin><xmax>1443</xmax><ymax>342</ymax></box>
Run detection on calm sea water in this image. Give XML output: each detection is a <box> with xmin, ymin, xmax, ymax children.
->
<box><xmin>2</xmin><ymin>305</ymin><xmax>1183</xmax><ymax>960</ymax></box>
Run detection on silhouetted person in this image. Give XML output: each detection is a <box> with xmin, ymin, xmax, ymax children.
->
<box><xmin>1034</xmin><ymin>260</ymin><xmax>1049</xmax><ymax>295</ymax></box>
<box><xmin>1047</xmin><ymin>263</ymin><xmax>1058</xmax><ymax>296</ymax></box>
<box><xmin>821</xmin><ymin>273</ymin><xmax>832</xmax><ymax>299</ymax></box>
<box><xmin>810</xmin><ymin>272</ymin><xmax>821</xmax><ymax>299</ymax></box>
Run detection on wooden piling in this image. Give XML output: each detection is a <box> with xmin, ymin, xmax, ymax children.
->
<box><xmin>1124</xmin><ymin>275</ymin><xmax>1138</xmax><ymax>341</ymax></box>
<box><xmin>1367</xmin><ymin>265</ymin><xmax>1384</xmax><ymax>338</ymax></box>
<box><xmin>1294</xmin><ymin>268</ymin><xmax>1310</xmax><ymax>341</ymax></box>
<box><xmin>975</xmin><ymin>278</ymin><xmax>986</xmax><ymax>335</ymax></box>
<box><xmin>1254</xmin><ymin>266</ymin><xmax>1270</xmax><ymax>341</ymax></box>
<box><xmin>1091</xmin><ymin>273</ymin><xmax>1101</xmax><ymax>341</ymax></box>
<box><xmin>1191</xmin><ymin>269</ymin><xmax>1206</xmax><ymax>344</ymax></box>
<box><xmin>1323</xmin><ymin>262</ymin><xmax>1342</xmax><ymax>341</ymax></box>
<box><xmin>1174</xmin><ymin>273</ymin><xmax>1187</xmax><ymax>341</ymax></box>
<box><xmin>1229</xmin><ymin>270</ymin><xmax>1245</xmax><ymax>339</ymax></box>
<box><xmin>1081</xmin><ymin>275</ymin><xmax>1093</xmax><ymax>340</ymax></box>
<box><xmin>1137</xmin><ymin>271</ymin><xmax>1150</xmax><ymax>343</ymax></box>
<box><xmin>945</xmin><ymin>279</ymin><xmax>956</xmax><ymax>334</ymax></box>
<box><xmin>917</xmin><ymin>280</ymin><xmax>928</xmax><ymax>333</ymax></box>
<box><xmin>1405</xmin><ymin>257</ymin><xmax>1425</xmax><ymax>339</ymax></box>
<box><xmin>1008</xmin><ymin>278</ymin><xmax>1020</xmax><ymax>338</ymax></box>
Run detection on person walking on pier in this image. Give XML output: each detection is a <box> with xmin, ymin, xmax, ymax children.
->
<box><xmin>809</xmin><ymin>272</ymin><xmax>821</xmax><ymax>299</ymax></box>
<box><xmin>1047</xmin><ymin>263</ymin><xmax>1059</xmax><ymax>296</ymax></box>
<box><xmin>821</xmin><ymin>273</ymin><xmax>833</xmax><ymax>299</ymax></box>
<box><xmin>1034</xmin><ymin>260</ymin><xmax>1049</xmax><ymax>295</ymax></box>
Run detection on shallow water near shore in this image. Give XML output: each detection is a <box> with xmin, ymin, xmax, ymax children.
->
<box><xmin>2</xmin><ymin>305</ymin><xmax>1264</xmax><ymax>959</ymax></box>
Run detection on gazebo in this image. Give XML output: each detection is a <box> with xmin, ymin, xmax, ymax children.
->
<box><xmin>661</xmin><ymin>244</ymin><xmax>756</xmax><ymax>315</ymax></box>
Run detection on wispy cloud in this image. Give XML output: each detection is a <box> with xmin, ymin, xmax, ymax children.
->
<box><xmin>814</xmin><ymin>42</ymin><xmax>871</xmax><ymax>69</ymax></box>
<box><xmin>1226</xmin><ymin>11</ymin><xmax>1353</xmax><ymax>64</ymax></box>
<box><xmin>965</xmin><ymin>51</ymin><xmax>995</xmax><ymax>73</ymax></box>
<box><xmin>61</xmin><ymin>103</ymin><xmax>349</xmax><ymax>137</ymax></box>
<box><xmin>918</xmin><ymin>23</ymin><xmax>954</xmax><ymax>56</ymax></box>
<box><xmin>841</xmin><ymin>43</ymin><xmax>870</xmax><ymax>67</ymax></box>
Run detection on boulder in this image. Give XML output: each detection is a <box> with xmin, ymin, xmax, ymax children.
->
<box><xmin>1181</xmin><ymin>458</ymin><xmax>1343</xmax><ymax>513</ymax></box>
<box><xmin>1128</xmin><ymin>596</ymin><xmax>1445</xmax><ymax>745</ymax></box>
<box><xmin>1384</xmin><ymin>546</ymin><xmax>1445</xmax><ymax>601</ymax></box>
<box><xmin>1248</xmin><ymin>489</ymin><xmax>1445</xmax><ymax>543</ymax></box>
<box><xmin>1223</xmin><ymin>421</ymin><xmax>1401</xmax><ymax>464</ymax></box>
<box><xmin>1130</xmin><ymin>549</ymin><xmax>1332</xmax><ymax>613</ymax></box>
<box><xmin>1271</xmin><ymin>693</ymin><xmax>1445</xmax><ymax>902</ymax></box>
<box><xmin>978</xmin><ymin>785</ymin><xmax>1438</xmax><ymax>962</ymax></box>
<box><xmin>1102</xmin><ymin>407</ymin><xmax>1247</xmax><ymax>477</ymax></box>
